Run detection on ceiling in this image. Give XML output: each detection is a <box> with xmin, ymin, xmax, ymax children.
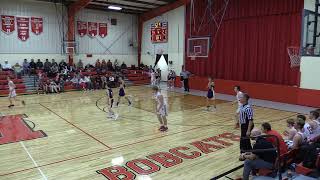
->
<box><xmin>36</xmin><ymin>0</ymin><xmax>177</xmax><ymax>14</ymax></box>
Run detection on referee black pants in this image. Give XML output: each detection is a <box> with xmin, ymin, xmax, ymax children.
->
<box><xmin>240</xmin><ymin>123</ymin><xmax>253</xmax><ymax>153</ymax></box>
<box><xmin>183</xmin><ymin>78</ymin><xmax>189</xmax><ymax>92</ymax></box>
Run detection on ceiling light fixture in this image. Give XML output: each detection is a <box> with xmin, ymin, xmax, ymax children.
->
<box><xmin>108</xmin><ymin>5</ymin><xmax>122</xmax><ymax>10</ymax></box>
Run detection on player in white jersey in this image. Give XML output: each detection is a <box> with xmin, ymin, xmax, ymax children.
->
<box><xmin>7</xmin><ymin>77</ymin><xmax>25</xmax><ymax>108</ymax></box>
<box><xmin>150</xmin><ymin>69</ymin><xmax>156</xmax><ymax>86</ymax></box>
<box><xmin>232</xmin><ymin>86</ymin><xmax>243</xmax><ymax>128</ymax></box>
<box><xmin>152</xmin><ymin>86</ymin><xmax>168</xmax><ymax>132</ymax></box>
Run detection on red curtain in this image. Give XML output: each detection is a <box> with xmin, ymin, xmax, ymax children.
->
<box><xmin>185</xmin><ymin>0</ymin><xmax>303</xmax><ymax>85</ymax></box>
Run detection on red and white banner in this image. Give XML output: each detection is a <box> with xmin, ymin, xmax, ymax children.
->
<box><xmin>1</xmin><ymin>15</ymin><xmax>15</xmax><ymax>34</ymax></box>
<box><xmin>77</xmin><ymin>21</ymin><xmax>87</xmax><ymax>37</ymax></box>
<box><xmin>88</xmin><ymin>22</ymin><xmax>98</xmax><ymax>38</ymax></box>
<box><xmin>31</xmin><ymin>17</ymin><xmax>43</xmax><ymax>35</ymax></box>
<box><xmin>16</xmin><ymin>17</ymin><xmax>30</xmax><ymax>41</ymax></box>
<box><xmin>98</xmin><ymin>23</ymin><xmax>107</xmax><ymax>38</ymax></box>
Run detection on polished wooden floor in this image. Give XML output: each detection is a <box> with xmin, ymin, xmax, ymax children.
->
<box><xmin>0</xmin><ymin>86</ymin><xmax>297</xmax><ymax>180</ymax></box>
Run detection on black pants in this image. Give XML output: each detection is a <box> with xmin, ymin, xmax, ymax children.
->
<box><xmin>183</xmin><ymin>78</ymin><xmax>189</xmax><ymax>92</ymax></box>
<box><xmin>240</xmin><ymin>123</ymin><xmax>253</xmax><ymax>153</ymax></box>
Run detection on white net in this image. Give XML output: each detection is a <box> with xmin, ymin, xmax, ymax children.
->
<box><xmin>63</xmin><ymin>41</ymin><xmax>78</xmax><ymax>55</ymax></box>
<box><xmin>287</xmin><ymin>47</ymin><xmax>301</xmax><ymax>68</ymax></box>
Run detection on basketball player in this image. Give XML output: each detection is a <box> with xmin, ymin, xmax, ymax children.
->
<box><xmin>232</xmin><ymin>86</ymin><xmax>243</xmax><ymax>128</ymax></box>
<box><xmin>106</xmin><ymin>83</ymin><xmax>118</xmax><ymax>120</ymax></box>
<box><xmin>8</xmin><ymin>77</ymin><xmax>25</xmax><ymax>108</ymax></box>
<box><xmin>153</xmin><ymin>86</ymin><xmax>168</xmax><ymax>132</ymax></box>
<box><xmin>116</xmin><ymin>77</ymin><xmax>132</xmax><ymax>107</ymax></box>
<box><xmin>205</xmin><ymin>77</ymin><xmax>216</xmax><ymax>111</ymax></box>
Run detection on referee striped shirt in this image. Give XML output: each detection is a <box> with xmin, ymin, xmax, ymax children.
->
<box><xmin>239</xmin><ymin>104</ymin><xmax>254</xmax><ymax>124</ymax></box>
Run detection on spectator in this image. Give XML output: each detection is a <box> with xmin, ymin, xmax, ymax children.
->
<box><xmin>79</xmin><ymin>76</ymin><xmax>86</xmax><ymax>90</ymax></box>
<box><xmin>36</xmin><ymin>59</ymin><xmax>43</xmax><ymax>70</ymax></box>
<box><xmin>84</xmin><ymin>75</ymin><xmax>93</xmax><ymax>90</ymax></box>
<box><xmin>71</xmin><ymin>76</ymin><xmax>79</xmax><ymax>89</ymax></box>
<box><xmin>44</xmin><ymin>59</ymin><xmax>51</xmax><ymax>73</ymax></box>
<box><xmin>95</xmin><ymin>75</ymin><xmax>102</xmax><ymax>89</ymax></box>
<box><xmin>261</xmin><ymin>122</ymin><xmax>288</xmax><ymax>155</ymax></box>
<box><xmin>50</xmin><ymin>63</ymin><xmax>59</xmax><ymax>77</ymax></box>
<box><xmin>284</xmin><ymin>119</ymin><xmax>297</xmax><ymax>141</ymax></box>
<box><xmin>29</xmin><ymin>59</ymin><xmax>37</xmax><ymax>74</ymax></box>
<box><xmin>22</xmin><ymin>59</ymin><xmax>29</xmax><ymax>75</ymax></box>
<box><xmin>308</xmin><ymin>111</ymin><xmax>320</xmax><ymax>142</ymax></box>
<box><xmin>95</xmin><ymin>59</ymin><xmax>101</xmax><ymax>69</ymax></box>
<box><xmin>90</xmin><ymin>75</ymin><xmax>96</xmax><ymax>90</ymax></box>
<box><xmin>107</xmin><ymin>60</ymin><xmax>113</xmax><ymax>71</ymax></box>
<box><xmin>121</xmin><ymin>62</ymin><xmax>127</xmax><ymax>69</ymax></box>
<box><xmin>290</xmin><ymin>118</ymin><xmax>307</xmax><ymax>149</ymax></box>
<box><xmin>101</xmin><ymin>60</ymin><xmax>107</xmax><ymax>72</ymax></box>
<box><xmin>167</xmin><ymin>70</ymin><xmax>176</xmax><ymax>88</ymax></box>
<box><xmin>13</xmin><ymin>63</ymin><xmax>23</xmax><ymax>78</ymax></box>
<box><xmin>77</xmin><ymin>60</ymin><xmax>84</xmax><ymax>69</ymax></box>
<box><xmin>0</xmin><ymin>63</ymin><xmax>2</xmax><ymax>72</ymax></box>
<box><xmin>239</xmin><ymin>128</ymin><xmax>277</xmax><ymax>180</ymax></box>
<box><xmin>2</xmin><ymin>60</ymin><xmax>12</xmax><ymax>71</ymax></box>
<box><xmin>59</xmin><ymin>60</ymin><xmax>68</xmax><ymax>71</ymax></box>
<box><xmin>101</xmin><ymin>75</ymin><xmax>107</xmax><ymax>89</ymax></box>
<box><xmin>155</xmin><ymin>68</ymin><xmax>161</xmax><ymax>86</ymax></box>
<box><xmin>59</xmin><ymin>76</ymin><xmax>65</xmax><ymax>92</ymax></box>
<box><xmin>114</xmin><ymin>59</ymin><xmax>119</xmax><ymax>71</ymax></box>
<box><xmin>49</xmin><ymin>80</ymin><xmax>59</xmax><ymax>93</ymax></box>
<box><xmin>51</xmin><ymin>59</ymin><xmax>58</xmax><ymax>67</ymax></box>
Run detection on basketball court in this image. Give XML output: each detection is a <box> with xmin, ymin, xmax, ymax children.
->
<box><xmin>0</xmin><ymin>0</ymin><xmax>320</xmax><ymax>180</ymax></box>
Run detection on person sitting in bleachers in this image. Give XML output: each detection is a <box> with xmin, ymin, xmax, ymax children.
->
<box><xmin>59</xmin><ymin>60</ymin><xmax>68</xmax><ymax>71</ymax></box>
<box><xmin>49</xmin><ymin>80</ymin><xmax>60</xmax><ymax>93</ymax></box>
<box><xmin>22</xmin><ymin>59</ymin><xmax>29</xmax><ymax>75</ymax></box>
<box><xmin>308</xmin><ymin>110</ymin><xmax>320</xmax><ymax>142</ymax></box>
<box><xmin>49</xmin><ymin>63</ymin><xmax>59</xmax><ymax>77</ymax></box>
<box><xmin>44</xmin><ymin>59</ymin><xmax>51</xmax><ymax>73</ymax></box>
<box><xmin>95</xmin><ymin>59</ymin><xmax>101</xmax><ymax>69</ymax></box>
<box><xmin>2</xmin><ymin>60</ymin><xmax>12</xmax><ymax>71</ymax></box>
<box><xmin>101</xmin><ymin>60</ymin><xmax>107</xmax><ymax>73</ymax></box>
<box><xmin>261</xmin><ymin>122</ymin><xmax>288</xmax><ymax>155</ymax></box>
<box><xmin>36</xmin><ymin>59</ymin><xmax>43</xmax><ymax>70</ymax></box>
<box><xmin>70</xmin><ymin>75</ymin><xmax>80</xmax><ymax>89</ymax></box>
<box><xmin>101</xmin><ymin>75</ymin><xmax>107</xmax><ymax>89</ymax></box>
<box><xmin>59</xmin><ymin>75</ymin><xmax>65</xmax><ymax>92</ymax></box>
<box><xmin>239</xmin><ymin>128</ymin><xmax>277</xmax><ymax>180</ymax></box>
<box><xmin>84</xmin><ymin>75</ymin><xmax>93</xmax><ymax>90</ymax></box>
<box><xmin>121</xmin><ymin>62</ymin><xmax>127</xmax><ymax>70</ymax></box>
<box><xmin>77</xmin><ymin>60</ymin><xmax>84</xmax><ymax>69</ymax></box>
<box><xmin>13</xmin><ymin>63</ymin><xmax>23</xmax><ymax>78</ymax></box>
<box><xmin>107</xmin><ymin>60</ymin><xmax>113</xmax><ymax>71</ymax></box>
<box><xmin>289</xmin><ymin>118</ymin><xmax>307</xmax><ymax>150</ymax></box>
<box><xmin>0</xmin><ymin>63</ymin><xmax>2</xmax><ymax>72</ymax></box>
<box><xmin>284</xmin><ymin>118</ymin><xmax>297</xmax><ymax>141</ymax></box>
<box><xmin>29</xmin><ymin>59</ymin><xmax>37</xmax><ymax>74</ymax></box>
<box><xmin>79</xmin><ymin>76</ymin><xmax>86</xmax><ymax>90</ymax></box>
<box><xmin>114</xmin><ymin>59</ymin><xmax>120</xmax><ymax>71</ymax></box>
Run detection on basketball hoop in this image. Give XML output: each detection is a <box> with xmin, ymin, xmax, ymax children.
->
<box><xmin>287</xmin><ymin>47</ymin><xmax>301</xmax><ymax>68</ymax></box>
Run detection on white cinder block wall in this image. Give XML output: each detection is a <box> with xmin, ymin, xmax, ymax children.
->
<box><xmin>0</xmin><ymin>0</ymin><xmax>138</xmax><ymax>66</ymax></box>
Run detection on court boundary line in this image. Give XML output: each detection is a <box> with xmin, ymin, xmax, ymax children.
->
<box><xmin>39</xmin><ymin>103</ymin><xmax>113</xmax><ymax>150</ymax></box>
<box><xmin>20</xmin><ymin>142</ymin><xmax>48</xmax><ymax>180</ymax></box>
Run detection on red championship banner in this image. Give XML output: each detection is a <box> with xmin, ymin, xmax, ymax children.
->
<box><xmin>77</xmin><ymin>21</ymin><xmax>87</xmax><ymax>37</ymax></box>
<box><xmin>16</xmin><ymin>17</ymin><xmax>30</xmax><ymax>41</ymax></box>
<box><xmin>31</xmin><ymin>17</ymin><xmax>43</xmax><ymax>35</ymax></box>
<box><xmin>88</xmin><ymin>22</ymin><xmax>98</xmax><ymax>38</ymax></box>
<box><xmin>98</xmin><ymin>23</ymin><xmax>107</xmax><ymax>38</ymax></box>
<box><xmin>1</xmin><ymin>15</ymin><xmax>15</xmax><ymax>34</ymax></box>
<box><xmin>151</xmin><ymin>21</ymin><xmax>168</xmax><ymax>43</ymax></box>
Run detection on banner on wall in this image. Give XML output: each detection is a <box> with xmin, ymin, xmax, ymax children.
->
<box><xmin>31</xmin><ymin>17</ymin><xmax>43</xmax><ymax>35</ymax></box>
<box><xmin>16</xmin><ymin>17</ymin><xmax>30</xmax><ymax>41</ymax></box>
<box><xmin>1</xmin><ymin>15</ymin><xmax>15</xmax><ymax>34</ymax></box>
<box><xmin>77</xmin><ymin>21</ymin><xmax>87</xmax><ymax>37</ymax></box>
<box><xmin>151</xmin><ymin>21</ymin><xmax>168</xmax><ymax>43</ymax></box>
<box><xmin>98</xmin><ymin>23</ymin><xmax>107</xmax><ymax>38</ymax></box>
<box><xmin>88</xmin><ymin>22</ymin><xmax>98</xmax><ymax>38</ymax></box>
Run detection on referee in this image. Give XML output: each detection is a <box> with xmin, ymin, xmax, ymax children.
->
<box><xmin>180</xmin><ymin>66</ymin><xmax>191</xmax><ymax>92</ymax></box>
<box><xmin>237</xmin><ymin>93</ymin><xmax>254</xmax><ymax>153</ymax></box>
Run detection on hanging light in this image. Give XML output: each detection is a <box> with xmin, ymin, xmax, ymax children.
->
<box><xmin>108</xmin><ymin>5</ymin><xmax>122</xmax><ymax>10</ymax></box>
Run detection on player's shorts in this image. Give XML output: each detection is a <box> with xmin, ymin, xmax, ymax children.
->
<box><xmin>157</xmin><ymin>105</ymin><xmax>168</xmax><ymax>117</ymax></box>
<box><xmin>207</xmin><ymin>89</ymin><xmax>215</xmax><ymax>99</ymax></box>
<box><xmin>119</xmin><ymin>88</ymin><xmax>125</xmax><ymax>97</ymax></box>
<box><xmin>9</xmin><ymin>90</ymin><xmax>16</xmax><ymax>98</ymax></box>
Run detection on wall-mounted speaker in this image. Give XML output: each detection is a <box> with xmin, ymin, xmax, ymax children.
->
<box><xmin>111</xmin><ymin>18</ymin><xmax>117</xmax><ymax>25</ymax></box>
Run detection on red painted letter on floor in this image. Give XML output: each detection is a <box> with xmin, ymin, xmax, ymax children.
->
<box><xmin>169</xmin><ymin>146</ymin><xmax>201</xmax><ymax>159</ymax></box>
<box><xmin>97</xmin><ymin>166</ymin><xmax>136</xmax><ymax>180</ymax></box>
<box><xmin>190</xmin><ymin>141</ymin><xmax>224</xmax><ymax>154</ymax></box>
<box><xmin>126</xmin><ymin>159</ymin><xmax>160</xmax><ymax>175</ymax></box>
<box><xmin>147</xmin><ymin>152</ymin><xmax>183</xmax><ymax>168</ymax></box>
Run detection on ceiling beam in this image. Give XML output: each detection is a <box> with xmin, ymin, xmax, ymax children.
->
<box><xmin>120</xmin><ymin>0</ymin><xmax>163</xmax><ymax>6</ymax></box>
<box><xmin>92</xmin><ymin>0</ymin><xmax>152</xmax><ymax>10</ymax></box>
<box><xmin>140</xmin><ymin>0</ymin><xmax>190</xmax><ymax>22</ymax></box>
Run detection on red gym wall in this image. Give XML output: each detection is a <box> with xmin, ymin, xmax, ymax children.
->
<box><xmin>185</xmin><ymin>0</ymin><xmax>303</xmax><ymax>86</ymax></box>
